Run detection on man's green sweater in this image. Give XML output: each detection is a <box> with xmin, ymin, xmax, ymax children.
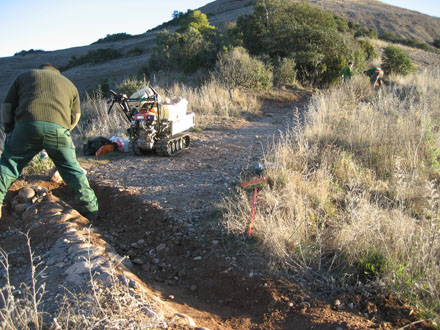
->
<box><xmin>1</xmin><ymin>65</ymin><xmax>80</xmax><ymax>133</ymax></box>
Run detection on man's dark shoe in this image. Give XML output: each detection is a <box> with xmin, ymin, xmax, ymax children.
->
<box><xmin>86</xmin><ymin>211</ymin><xmax>99</xmax><ymax>222</ymax></box>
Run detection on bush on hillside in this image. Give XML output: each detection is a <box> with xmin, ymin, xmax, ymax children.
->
<box><xmin>434</xmin><ymin>39</ymin><xmax>440</xmax><ymax>49</ymax></box>
<box><xmin>382</xmin><ymin>46</ymin><xmax>415</xmax><ymax>76</ymax></box>
<box><xmin>125</xmin><ymin>47</ymin><xmax>143</xmax><ymax>57</ymax></box>
<box><xmin>60</xmin><ymin>48</ymin><xmax>122</xmax><ymax>71</ymax></box>
<box><xmin>357</xmin><ymin>39</ymin><xmax>377</xmax><ymax>60</ymax></box>
<box><xmin>333</xmin><ymin>14</ymin><xmax>349</xmax><ymax>32</ymax></box>
<box><xmin>273</xmin><ymin>57</ymin><xmax>297</xmax><ymax>87</ymax></box>
<box><xmin>176</xmin><ymin>10</ymin><xmax>215</xmax><ymax>34</ymax></box>
<box><xmin>149</xmin><ymin>9</ymin><xmax>193</xmax><ymax>32</ymax></box>
<box><xmin>116</xmin><ymin>78</ymin><xmax>148</xmax><ymax>97</ymax></box>
<box><xmin>148</xmin><ymin>10</ymin><xmax>221</xmax><ymax>75</ymax></box>
<box><xmin>93</xmin><ymin>33</ymin><xmax>134</xmax><ymax>44</ymax></box>
<box><xmin>381</xmin><ymin>32</ymin><xmax>434</xmax><ymax>52</ymax></box>
<box><xmin>233</xmin><ymin>0</ymin><xmax>367</xmax><ymax>85</ymax></box>
<box><xmin>213</xmin><ymin>47</ymin><xmax>272</xmax><ymax>100</ymax></box>
<box><xmin>14</xmin><ymin>49</ymin><xmax>45</xmax><ymax>56</ymax></box>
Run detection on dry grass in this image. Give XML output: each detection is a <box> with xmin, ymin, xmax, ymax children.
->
<box><xmin>156</xmin><ymin>81</ymin><xmax>262</xmax><ymax>127</ymax></box>
<box><xmin>54</xmin><ymin>259</ymin><xmax>165</xmax><ymax>329</ymax></box>
<box><xmin>222</xmin><ymin>68</ymin><xmax>440</xmax><ymax>317</ymax></box>
<box><xmin>0</xmin><ymin>234</ymin><xmax>46</xmax><ymax>330</ymax></box>
<box><xmin>76</xmin><ymin>90</ymin><xmax>129</xmax><ymax>141</ymax></box>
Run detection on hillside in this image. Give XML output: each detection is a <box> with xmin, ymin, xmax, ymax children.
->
<box><xmin>0</xmin><ymin>0</ymin><xmax>439</xmax><ymax>102</ymax></box>
<box><xmin>200</xmin><ymin>0</ymin><xmax>440</xmax><ymax>44</ymax></box>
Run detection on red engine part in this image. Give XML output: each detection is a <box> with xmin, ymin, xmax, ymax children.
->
<box><xmin>134</xmin><ymin>111</ymin><xmax>156</xmax><ymax>121</ymax></box>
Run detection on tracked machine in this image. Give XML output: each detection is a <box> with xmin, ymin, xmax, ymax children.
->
<box><xmin>107</xmin><ymin>86</ymin><xmax>194</xmax><ymax>156</ymax></box>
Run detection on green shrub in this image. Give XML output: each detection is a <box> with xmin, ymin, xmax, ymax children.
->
<box><xmin>233</xmin><ymin>0</ymin><xmax>366</xmax><ymax>85</ymax></box>
<box><xmin>14</xmin><ymin>49</ymin><xmax>45</xmax><ymax>56</ymax></box>
<box><xmin>333</xmin><ymin>14</ymin><xmax>349</xmax><ymax>32</ymax></box>
<box><xmin>357</xmin><ymin>39</ymin><xmax>377</xmax><ymax>60</ymax></box>
<box><xmin>148</xmin><ymin>11</ymin><xmax>221</xmax><ymax>75</ymax></box>
<box><xmin>116</xmin><ymin>78</ymin><xmax>148</xmax><ymax>96</ymax></box>
<box><xmin>273</xmin><ymin>57</ymin><xmax>297</xmax><ymax>86</ymax></box>
<box><xmin>434</xmin><ymin>39</ymin><xmax>440</xmax><ymax>49</ymax></box>
<box><xmin>60</xmin><ymin>48</ymin><xmax>122</xmax><ymax>71</ymax></box>
<box><xmin>358</xmin><ymin>248</ymin><xmax>387</xmax><ymax>280</ymax></box>
<box><xmin>149</xmin><ymin>9</ymin><xmax>193</xmax><ymax>32</ymax></box>
<box><xmin>354</xmin><ymin>26</ymin><xmax>378</xmax><ymax>39</ymax></box>
<box><xmin>92</xmin><ymin>33</ymin><xmax>134</xmax><ymax>44</ymax></box>
<box><xmin>213</xmin><ymin>47</ymin><xmax>272</xmax><ymax>99</ymax></box>
<box><xmin>382</xmin><ymin>46</ymin><xmax>416</xmax><ymax>76</ymax></box>
<box><xmin>21</xmin><ymin>154</ymin><xmax>54</xmax><ymax>176</ymax></box>
<box><xmin>176</xmin><ymin>10</ymin><xmax>215</xmax><ymax>34</ymax></box>
<box><xmin>125</xmin><ymin>47</ymin><xmax>143</xmax><ymax>57</ymax></box>
<box><xmin>381</xmin><ymin>33</ymin><xmax>435</xmax><ymax>52</ymax></box>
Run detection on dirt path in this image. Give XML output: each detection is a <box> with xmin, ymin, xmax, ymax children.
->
<box><xmin>88</xmin><ymin>99</ymin><xmax>297</xmax><ymax>223</ymax></box>
<box><xmin>0</xmin><ymin>95</ymin><xmax>432</xmax><ymax>329</ymax></box>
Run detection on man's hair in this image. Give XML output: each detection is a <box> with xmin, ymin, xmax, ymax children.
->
<box><xmin>39</xmin><ymin>63</ymin><xmax>57</xmax><ymax>70</ymax></box>
<box><xmin>348</xmin><ymin>61</ymin><xmax>353</xmax><ymax>65</ymax></box>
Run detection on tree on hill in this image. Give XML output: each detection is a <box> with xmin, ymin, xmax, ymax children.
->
<box><xmin>148</xmin><ymin>10</ymin><xmax>221</xmax><ymax>75</ymax></box>
<box><xmin>233</xmin><ymin>0</ymin><xmax>366</xmax><ymax>85</ymax></box>
<box><xmin>214</xmin><ymin>47</ymin><xmax>272</xmax><ymax>100</ymax></box>
<box><xmin>176</xmin><ymin>10</ymin><xmax>215</xmax><ymax>34</ymax></box>
<box><xmin>382</xmin><ymin>46</ymin><xmax>415</xmax><ymax>76</ymax></box>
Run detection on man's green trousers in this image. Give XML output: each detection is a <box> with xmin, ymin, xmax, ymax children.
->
<box><xmin>0</xmin><ymin>121</ymin><xmax>98</xmax><ymax>214</ymax></box>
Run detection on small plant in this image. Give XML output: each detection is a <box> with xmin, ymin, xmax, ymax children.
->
<box><xmin>21</xmin><ymin>154</ymin><xmax>54</xmax><ymax>176</ymax></box>
<box><xmin>382</xmin><ymin>46</ymin><xmax>416</xmax><ymax>75</ymax></box>
<box><xmin>273</xmin><ymin>57</ymin><xmax>297</xmax><ymax>87</ymax></box>
<box><xmin>358</xmin><ymin>248</ymin><xmax>387</xmax><ymax>279</ymax></box>
<box><xmin>116</xmin><ymin>77</ymin><xmax>148</xmax><ymax>97</ymax></box>
<box><xmin>357</xmin><ymin>39</ymin><xmax>377</xmax><ymax>60</ymax></box>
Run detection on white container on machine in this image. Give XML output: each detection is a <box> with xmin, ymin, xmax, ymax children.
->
<box><xmin>171</xmin><ymin>112</ymin><xmax>195</xmax><ymax>136</ymax></box>
<box><xmin>160</xmin><ymin>98</ymin><xmax>189</xmax><ymax>121</ymax></box>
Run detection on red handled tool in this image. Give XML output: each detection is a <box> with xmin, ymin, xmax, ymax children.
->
<box><xmin>240</xmin><ymin>177</ymin><xmax>268</xmax><ymax>238</ymax></box>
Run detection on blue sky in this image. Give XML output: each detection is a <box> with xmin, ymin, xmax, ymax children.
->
<box><xmin>0</xmin><ymin>0</ymin><xmax>438</xmax><ymax>57</ymax></box>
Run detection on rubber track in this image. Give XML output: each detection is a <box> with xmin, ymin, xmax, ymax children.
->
<box><xmin>156</xmin><ymin>134</ymin><xmax>190</xmax><ymax>157</ymax></box>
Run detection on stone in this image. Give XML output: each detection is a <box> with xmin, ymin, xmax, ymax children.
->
<box><xmin>122</xmin><ymin>258</ymin><xmax>133</xmax><ymax>270</ymax></box>
<box><xmin>132</xmin><ymin>258</ymin><xmax>144</xmax><ymax>265</ymax></box>
<box><xmin>15</xmin><ymin>203</ymin><xmax>30</xmax><ymax>214</ymax></box>
<box><xmin>18</xmin><ymin>187</ymin><xmax>35</xmax><ymax>203</ymax></box>
<box><xmin>22</xmin><ymin>204</ymin><xmax>38</xmax><ymax>222</ymax></box>
<box><xmin>156</xmin><ymin>243</ymin><xmax>166</xmax><ymax>251</ymax></box>
<box><xmin>95</xmin><ymin>271</ymin><xmax>112</xmax><ymax>284</ymax></box>
<box><xmin>174</xmin><ymin>313</ymin><xmax>196</xmax><ymax>327</ymax></box>
<box><xmin>50</xmin><ymin>168</ymin><xmax>63</xmax><ymax>183</ymax></box>
<box><xmin>66</xmin><ymin>273</ymin><xmax>84</xmax><ymax>285</ymax></box>
<box><xmin>64</xmin><ymin>261</ymin><xmax>91</xmax><ymax>275</ymax></box>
